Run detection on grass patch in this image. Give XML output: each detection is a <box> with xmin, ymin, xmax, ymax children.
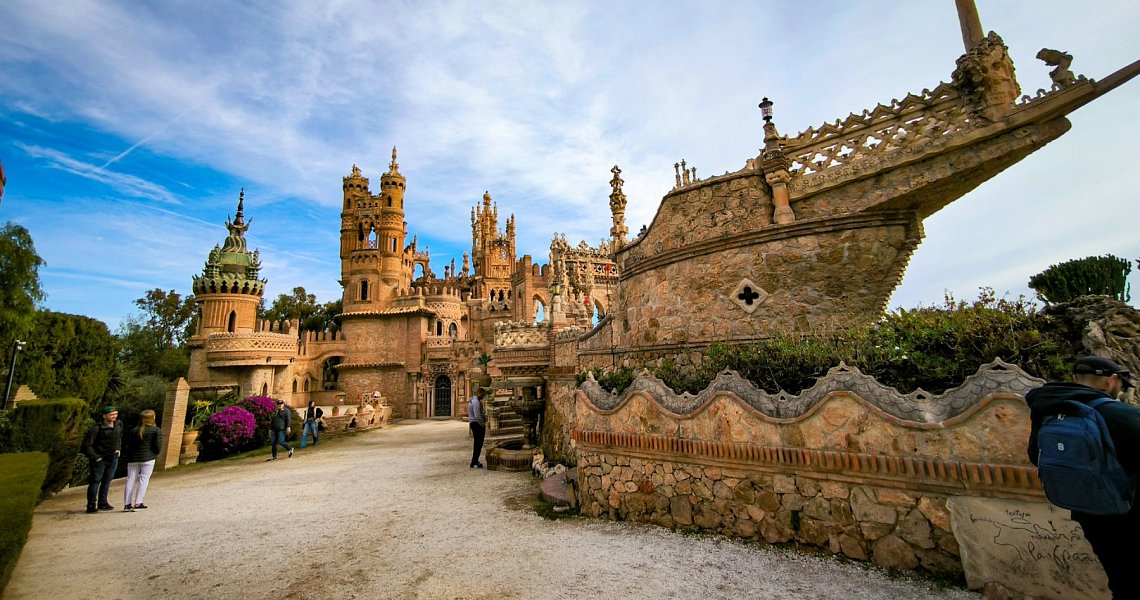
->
<box><xmin>0</xmin><ymin>452</ymin><xmax>50</xmax><ymax>595</ymax></box>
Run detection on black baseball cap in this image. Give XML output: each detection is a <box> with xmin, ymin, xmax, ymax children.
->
<box><xmin>1074</xmin><ymin>356</ymin><xmax>1134</xmax><ymax>390</ymax></box>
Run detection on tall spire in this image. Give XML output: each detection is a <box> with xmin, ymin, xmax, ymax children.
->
<box><xmin>609</xmin><ymin>165</ymin><xmax>628</xmax><ymax>249</ymax></box>
<box><xmin>223</xmin><ymin>188</ymin><xmax>252</xmax><ymax>251</ymax></box>
<box><xmin>388</xmin><ymin>146</ymin><xmax>400</xmax><ymax>175</ymax></box>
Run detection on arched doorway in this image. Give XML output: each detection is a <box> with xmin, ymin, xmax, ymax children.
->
<box><xmin>433</xmin><ymin>376</ymin><xmax>452</xmax><ymax>417</ymax></box>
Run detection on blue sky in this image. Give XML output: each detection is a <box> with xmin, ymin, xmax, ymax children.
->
<box><xmin>1</xmin><ymin>1</ymin><xmax>1138</xmax><ymax>331</ymax></box>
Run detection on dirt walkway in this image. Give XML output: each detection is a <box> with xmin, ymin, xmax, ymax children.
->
<box><xmin>7</xmin><ymin>420</ymin><xmax>980</xmax><ymax>599</ymax></box>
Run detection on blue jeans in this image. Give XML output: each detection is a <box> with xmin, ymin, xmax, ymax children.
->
<box><xmin>301</xmin><ymin>420</ymin><xmax>319</xmax><ymax>448</ymax></box>
<box><xmin>271</xmin><ymin>430</ymin><xmax>292</xmax><ymax>458</ymax></box>
<box><xmin>87</xmin><ymin>456</ymin><xmax>118</xmax><ymax>508</ymax></box>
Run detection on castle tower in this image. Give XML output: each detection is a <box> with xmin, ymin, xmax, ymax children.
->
<box><xmin>191</xmin><ymin>189</ymin><xmax>266</xmax><ymax>337</ymax></box>
<box><xmin>339</xmin><ymin>148</ymin><xmax>410</xmax><ymax>308</ymax></box>
<box><xmin>471</xmin><ymin>191</ymin><xmax>516</xmax><ymax>303</ymax></box>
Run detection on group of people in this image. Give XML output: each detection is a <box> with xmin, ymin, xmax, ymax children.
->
<box><xmin>80</xmin><ymin>406</ymin><xmax>161</xmax><ymax>513</ymax></box>
<box><xmin>266</xmin><ymin>399</ymin><xmax>324</xmax><ymax>460</ymax></box>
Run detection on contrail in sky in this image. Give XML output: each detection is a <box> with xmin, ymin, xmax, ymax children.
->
<box><xmin>97</xmin><ymin>106</ymin><xmax>195</xmax><ymax>171</ymax></box>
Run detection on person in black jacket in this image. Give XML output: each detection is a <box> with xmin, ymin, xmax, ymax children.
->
<box><xmin>80</xmin><ymin>406</ymin><xmax>122</xmax><ymax>513</ymax></box>
<box><xmin>268</xmin><ymin>400</ymin><xmax>293</xmax><ymax>461</ymax></box>
<box><xmin>300</xmin><ymin>400</ymin><xmax>323</xmax><ymax>448</ymax></box>
<box><xmin>1026</xmin><ymin>356</ymin><xmax>1140</xmax><ymax>598</ymax></box>
<box><xmin>122</xmin><ymin>409</ymin><xmax>162</xmax><ymax>511</ymax></box>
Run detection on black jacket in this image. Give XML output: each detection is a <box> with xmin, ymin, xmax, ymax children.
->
<box><xmin>1025</xmin><ymin>382</ymin><xmax>1140</xmax><ymax>477</ymax></box>
<box><xmin>123</xmin><ymin>425</ymin><xmax>163</xmax><ymax>463</ymax></box>
<box><xmin>271</xmin><ymin>407</ymin><xmax>292</xmax><ymax>431</ymax></box>
<box><xmin>81</xmin><ymin>420</ymin><xmax>123</xmax><ymax>460</ymax></box>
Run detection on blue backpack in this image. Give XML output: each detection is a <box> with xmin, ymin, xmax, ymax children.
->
<box><xmin>1037</xmin><ymin>398</ymin><xmax>1135</xmax><ymax>515</ymax></box>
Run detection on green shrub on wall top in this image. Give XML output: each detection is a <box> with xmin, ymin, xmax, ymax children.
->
<box><xmin>6</xmin><ymin>398</ymin><xmax>89</xmax><ymax>498</ymax></box>
<box><xmin>586</xmin><ymin>290</ymin><xmax>1070</xmax><ymax>396</ymax></box>
<box><xmin>0</xmin><ymin>452</ymin><xmax>49</xmax><ymax>595</ymax></box>
<box><xmin>1029</xmin><ymin>254</ymin><xmax>1131</xmax><ymax>304</ymax></box>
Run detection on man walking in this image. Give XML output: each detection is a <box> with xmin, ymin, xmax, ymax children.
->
<box><xmin>1026</xmin><ymin>356</ymin><xmax>1140</xmax><ymax>598</ymax></box>
<box><xmin>269</xmin><ymin>400</ymin><xmax>293</xmax><ymax>461</ymax></box>
<box><xmin>81</xmin><ymin>406</ymin><xmax>122</xmax><ymax>513</ymax></box>
<box><xmin>468</xmin><ymin>389</ymin><xmax>486</xmax><ymax>469</ymax></box>
<box><xmin>300</xmin><ymin>400</ymin><xmax>323</xmax><ymax>448</ymax></box>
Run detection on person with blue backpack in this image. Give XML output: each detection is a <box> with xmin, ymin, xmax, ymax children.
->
<box><xmin>1026</xmin><ymin>356</ymin><xmax>1139</xmax><ymax>598</ymax></box>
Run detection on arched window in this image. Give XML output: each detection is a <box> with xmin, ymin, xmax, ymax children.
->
<box><xmin>498</xmin><ymin>290</ymin><xmax>504</xmax><ymax>302</ymax></box>
<box><xmin>261</xmin><ymin>382</ymin><xmax>269</xmax><ymax>395</ymax></box>
<box><xmin>391</xmin><ymin>238</ymin><xmax>397</xmax><ymax>252</ymax></box>
<box><xmin>448</xmin><ymin>322</ymin><xmax>457</xmax><ymax>338</ymax></box>
<box><xmin>227</xmin><ymin>311</ymin><xmax>237</xmax><ymax>333</ymax></box>
<box><xmin>303</xmin><ymin>377</ymin><xmax>310</xmax><ymax>392</ymax></box>
<box><xmin>387</xmin><ymin>196</ymin><xmax>392</xmax><ymax>207</ymax></box>
<box><xmin>436</xmin><ymin>321</ymin><xmax>443</xmax><ymax>336</ymax></box>
<box><xmin>322</xmin><ymin>357</ymin><xmax>341</xmax><ymax>391</ymax></box>
<box><xmin>292</xmin><ymin>379</ymin><xmax>298</xmax><ymax>393</ymax></box>
<box><xmin>360</xmin><ymin>280</ymin><xmax>369</xmax><ymax>301</ymax></box>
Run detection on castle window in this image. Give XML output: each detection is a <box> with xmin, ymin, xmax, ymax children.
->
<box><xmin>292</xmin><ymin>379</ymin><xmax>298</xmax><ymax>393</ymax></box>
<box><xmin>387</xmin><ymin>196</ymin><xmax>392</xmax><ymax>207</ymax></box>
<box><xmin>448</xmin><ymin>322</ymin><xmax>457</xmax><ymax>338</ymax></box>
<box><xmin>261</xmin><ymin>383</ymin><xmax>269</xmax><ymax>396</ymax></box>
<box><xmin>391</xmin><ymin>238</ymin><xmax>397</xmax><ymax>252</ymax></box>
<box><xmin>303</xmin><ymin>377</ymin><xmax>310</xmax><ymax>392</ymax></box>
<box><xmin>360</xmin><ymin>280</ymin><xmax>369</xmax><ymax>301</ymax></box>
<box><xmin>227</xmin><ymin>311</ymin><xmax>237</xmax><ymax>333</ymax></box>
<box><xmin>436</xmin><ymin>321</ymin><xmax>443</xmax><ymax>336</ymax></box>
<box><xmin>498</xmin><ymin>290</ymin><xmax>504</xmax><ymax>302</ymax></box>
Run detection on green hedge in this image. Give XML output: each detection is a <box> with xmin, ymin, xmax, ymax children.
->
<box><xmin>6</xmin><ymin>398</ymin><xmax>89</xmax><ymax>498</ymax></box>
<box><xmin>0</xmin><ymin>451</ymin><xmax>49</xmax><ymax>594</ymax></box>
<box><xmin>585</xmin><ymin>291</ymin><xmax>1072</xmax><ymax>396</ymax></box>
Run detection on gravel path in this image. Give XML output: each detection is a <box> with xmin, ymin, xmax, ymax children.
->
<box><xmin>7</xmin><ymin>420</ymin><xmax>981</xmax><ymax>599</ymax></box>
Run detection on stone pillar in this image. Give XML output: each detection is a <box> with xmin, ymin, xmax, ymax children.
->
<box><xmin>766</xmin><ymin>171</ymin><xmax>795</xmax><ymax>224</ymax></box>
<box><xmin>160</xmin><ymin>378</ymin><xmax>191</xmax><ymax>470</ymax></box>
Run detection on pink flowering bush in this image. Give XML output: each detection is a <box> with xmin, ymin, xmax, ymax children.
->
<box><xmin>239</xmin><ymin>395</ymin><xmax>277</xmax><ymax>449</ymax></box>
<box><xmin>199</xmin><ymin>406</ymin><xmax>256</xmax><ymax>460</ymax></box>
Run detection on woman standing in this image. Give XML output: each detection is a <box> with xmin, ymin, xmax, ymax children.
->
<box><xmin>123</xmin><ymin>409</ymin><xmax>162</xmax><ymax>512</ymax></box>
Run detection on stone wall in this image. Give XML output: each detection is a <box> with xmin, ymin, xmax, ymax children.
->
<box><xmin>567</xmin><ymin>360</ymin><xmax>1104</xmax><ymax>595</ymax></box>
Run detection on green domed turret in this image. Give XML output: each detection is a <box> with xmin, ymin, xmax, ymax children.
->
<box><xmin>193</xmin><ymin>189</ymin><xmax>267</xmax><ymax>297</ymax></box>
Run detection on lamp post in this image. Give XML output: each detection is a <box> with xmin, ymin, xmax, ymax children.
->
<box><xmin>3</xmin><ymin>340</ymin><xmax>27</xmax><ymax>411</ymax></box>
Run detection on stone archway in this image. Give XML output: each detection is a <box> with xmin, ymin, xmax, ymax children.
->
<box><xmin>433</xmin><ymin>376</ymin><xmax>452</xmax><ymax>417</ymax></box>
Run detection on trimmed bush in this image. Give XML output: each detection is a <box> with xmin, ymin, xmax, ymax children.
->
<box><xmin>0</xmin><ymin>451</ymin><xmax>49</xmax><ymax>594</ymax></box>
<box><xmin>6</xmin><ymin>398</ymin><xmax>89</xmax><ymax>498</ymax></box>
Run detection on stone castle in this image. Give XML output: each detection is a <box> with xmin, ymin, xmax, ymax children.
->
<box><xmin>181</xmin><ymin>148</ymin><xmax>621</xmax><ymax>422</ymax></box>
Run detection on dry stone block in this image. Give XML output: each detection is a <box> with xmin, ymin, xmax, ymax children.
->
<box><xmin>897</xmin><ymin>508</ymin><xmax>935</xmax><ymax>549</ymax></box>
<box><xmin>756</xmin><ymin>491</ymin><xmax>781</xmax><ymax>512</ymax></box>
<box><xmin>918</xmin><ymin>548</ymin><xmax>962</xmax><ymax>576</ymax></box>
<box><xmin>670</xmin><ymin>495</ymin><xmax>693</xmax><ymax>526</ymax></box>
<box><xmin>872</xmin><ymin>535</ymin><xmax>919</xmax><ymax>570</ymax></box>
<box><xmin>839</xmin><ymin>533</ymin><xmax>869</xmax><ymax>561</ymax></box>
<box><xmin>797</xmin><ymin>478</ymin><xmax>821</xmax><ymax>497</ymax></box>
<box><xmin>830</xmin><ymin>498</ymin><xmax>855</xmax><ymax>526</ymax></box>
<box><xmin>760</xmin><ymin>516</ymin><xmax>794</xmax><ymax>544</ymax></box>
<box><xmin>781</xmin><ymin>493</ymin><xmax>805</xmax><ymax>512</ymax></box>
<box><xmin>745</xmin><ymin>504</ymin><xmax>767</xmax><ymax>523</ymax></box>
<box><xmin>850</xmin><ymin>487</ymin><xmax>898</xmax><ymax>525</ymax></box>
<box><xmin>820</xmin><ymin>481</ymin><xmax>848</xmax><ymax>501</ymax></box>
<box><xmin>860</xmin><ymin>522</ymin><xmax>894</xmax><ymax>541</ymax></box>
<box><xmin>875</xmin><ymin>489</ymin><xmax>917</xmax><ymax>508</ymax></box>
<box><xmin>918</xmin><ymin>497</ymin><xmax>951</xmax><ymax>532</ymax></box>
<box><xmin>772</xmin><ymin>474</ymin><xmax>797</xmax><ymax>494</ymax></box>
<box><xmin>798</xmin><ymin>516</ymin><xmax>830</xmax><ymax>546</ymax></box>
<box><xmin>803</xmin><ymin>497</ymin><xmax>832</xmax><ymax>521</ymax></box>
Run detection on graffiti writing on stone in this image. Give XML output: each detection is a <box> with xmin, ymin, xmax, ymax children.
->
<box><xmin>968</xmin><ymin>508</ymin><xmax>1098</xmax><ymax>571</ymax></box>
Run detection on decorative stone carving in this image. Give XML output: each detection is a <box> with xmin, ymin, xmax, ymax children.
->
<box><xmin>580</xmin><ymin>358</ymin><xmax>1043</xmax><ymax>424</ymax></box>
<box><xmin>730</xmin><ymin>278</ymin><xmax>769</xmax><ymax>314</ymax></box>
<box><xmin>1036</xmin><ymin>48</ymin><xmax>1077</xmax><ymax>88</ymax></box>
<box><xmin>951</xmin><ymin>31</ymin><xmax>1020</xmax><ymax>122</ymax></box>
